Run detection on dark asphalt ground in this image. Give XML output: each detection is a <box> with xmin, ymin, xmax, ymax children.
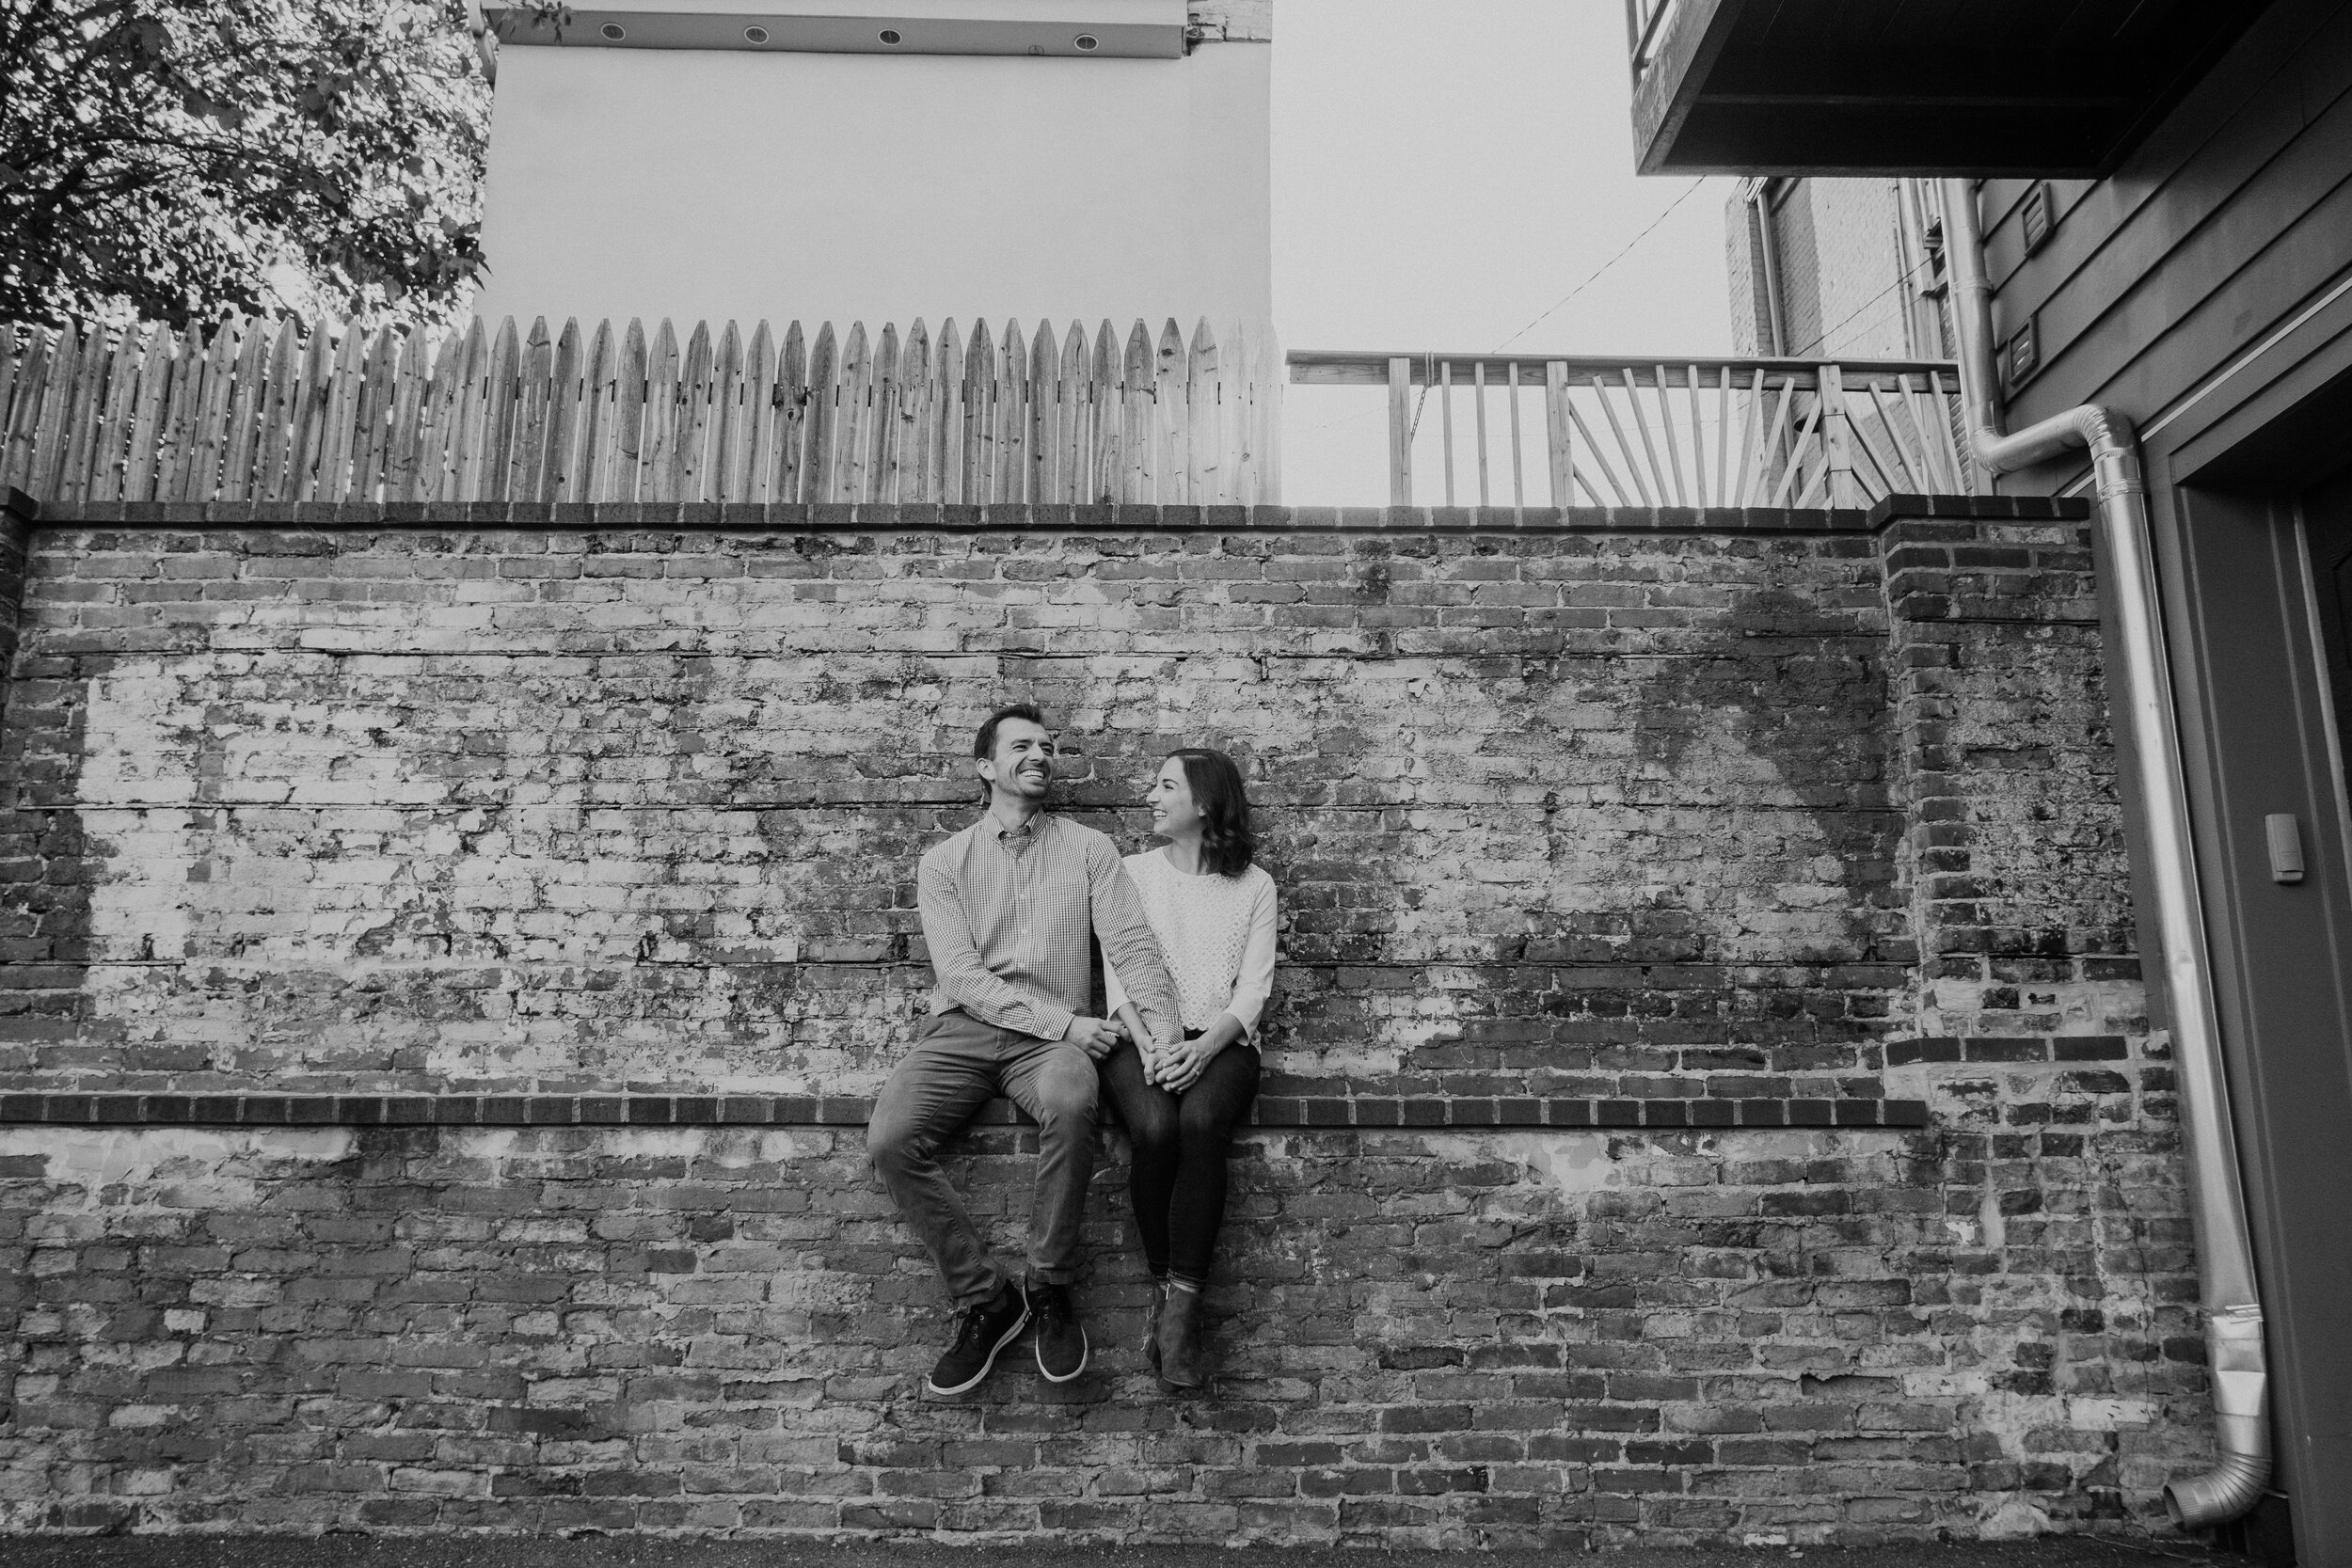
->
<box><xmin>0</xmin><ymin>1535</ymin><xmax>2240</xmax><ymax>1568</ymax></box>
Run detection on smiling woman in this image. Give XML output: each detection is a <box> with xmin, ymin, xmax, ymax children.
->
<box><xmin>1099</xmin><ymin>746</ymin><xmax>1279</xmax><ymax>1393</ymax></box>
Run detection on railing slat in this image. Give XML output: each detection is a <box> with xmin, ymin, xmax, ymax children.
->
<box><xmin>1439</xmin><ymin>360</ymin><xmax>1455</xmax><ymax>507</ymax></box>
<box><xmin>122</xmin><ymin>326</ymin><xmax>175</xmax><ymax>504</ymax></box>
<box><xmin>894</xmin><ymin>320</ymin><xmax>927</xmax><ymax>505</ymax></box>
<box><xmin>1774</xmin><ymin>397</ymin><xmax>1825</xmax><ymax>507</ymax></box>
<box><xmin>1472</xmin><ymin>360</ymin><xmax>1490</xmax><ymax>509</ymax></box>
<box><xmin>1563</xmin><ymin>390</ymin><xmax>1629</xmax><ymax>507</ymax></box>
<box><xmin>1589</xmin><ymin>374</ymin><xmax>1651</xmax><ymax>507</ymax></box>
<box><xmin>1649</xmin><ymin>364</ymin><xmax>1685</xmax><ymax>507</ymax></box>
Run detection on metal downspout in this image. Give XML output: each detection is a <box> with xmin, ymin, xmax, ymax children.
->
<box><xmin>1747</xmin><ymin>181</ymin><xmax>1790</xmax><ymax>356</ymax></box>
<box><xmin>1938</xmin><ymin>179</ymin><xmax>2271</xmax><ymax>1530</ymax></box>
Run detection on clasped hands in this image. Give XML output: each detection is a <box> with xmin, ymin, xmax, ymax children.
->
<box><xmin>1063</xmin><ymin>1012</ymin><xmax>1223</xmax><ymax>1090</ymax></box>
<box><xmin>1108</xmin><ymin>1017</ymin><xmax>1221</xmax><ymax>1092</ymax></box>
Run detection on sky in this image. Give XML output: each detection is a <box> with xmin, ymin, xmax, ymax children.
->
<box><xmin>1273</xmin><ymin>0</ymin><xmax>1739</xmax><ymax>505</ymax></box>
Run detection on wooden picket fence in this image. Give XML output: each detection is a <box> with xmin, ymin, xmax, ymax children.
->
<box><xmin>0</xmin><ymin>314</ymin><xmax>1283</xmax><ymax>510</ymax></box>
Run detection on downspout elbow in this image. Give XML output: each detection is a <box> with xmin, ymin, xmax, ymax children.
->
<box><xmin>2167</xmin><ymin>1306</ymin><xmax>2273</xmax><ymax>1527</ymax></box>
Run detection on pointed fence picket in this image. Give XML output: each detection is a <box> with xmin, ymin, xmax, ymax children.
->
<box><xmin>0</xmin><ymin>313</ymin><xmax>1284</xmax><ymax>509</ymax></box>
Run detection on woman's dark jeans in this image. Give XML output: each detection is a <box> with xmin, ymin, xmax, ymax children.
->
<box><xmin>1098</xmin><ymin>1037</ymin><xmax>1260</xmax><ymax>1284</ymax></box>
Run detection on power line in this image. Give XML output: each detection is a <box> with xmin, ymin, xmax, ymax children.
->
<box><xmin>1786</xmin><ymin>256</ymin><xmax>1936</xmax><ymax>358</ymax></box>
<box><xmin>1490</xmin><ymin>180</ymin><xmax>1708</xmax><ymax>353</ymax></box>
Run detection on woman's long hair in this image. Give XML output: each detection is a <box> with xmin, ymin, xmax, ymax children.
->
<box><xmin>1168</xmin><ymin>747</ymin><xmax>1257</xmax><ymax>878</ymax></box>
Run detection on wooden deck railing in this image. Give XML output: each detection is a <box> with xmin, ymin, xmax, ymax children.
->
<box><xmin>1288</xmin><ymin>351</ymin><xmax>1975</xmax><ymax>510</ymax></box>
<box><xmin>1627</xmin><ymin>0</ymin><xmax>1678</xmax><ymax>78</ymax></box>
<box><xmin>0</xmin><ymin>314</ymin><xmax>1281</xmax><ymax>510</ymax></box>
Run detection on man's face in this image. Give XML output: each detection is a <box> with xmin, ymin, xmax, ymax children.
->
<box><xmin>978</xmin><ymin>718</ymin><xmax>1056</xmax><ymax>802</ymax></box>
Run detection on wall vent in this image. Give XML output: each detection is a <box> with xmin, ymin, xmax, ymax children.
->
<box><xmin>2021</xmin><ymin>182</ymin><xmax>2056</xmax><ymax>256</ymax></box>
<box><xmin>2005</xmin><ymin>317</ymin><xmax>2042</xmax><ymax>391</ymax></box>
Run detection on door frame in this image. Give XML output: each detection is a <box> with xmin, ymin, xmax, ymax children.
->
<box><xmin>2132</xmin><ymin>302</ymin><xmax>2352</xmax><ymax>1561</ymax></box>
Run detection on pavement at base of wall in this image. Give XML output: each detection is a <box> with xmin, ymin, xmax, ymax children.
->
<box><xmin>0</xmin><ymin>1537</ymin><xmax>2241</xmax><ymax>1568</ymax></box>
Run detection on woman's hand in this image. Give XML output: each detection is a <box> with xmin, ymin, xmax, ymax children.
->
<box><xmin>1153</xmin><ymin>1034</ymin><xmax>1221</xmax><ymax>1092</ymax></box>
<box><xmin>1151</xmin><ymin>1015</ymin><xmax>1246</xmax><ymax>1092</ymax></box>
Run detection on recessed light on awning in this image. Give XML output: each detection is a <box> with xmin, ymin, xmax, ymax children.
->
<box><xmin>482</xmin><ymin>3</ymin><xmax>1187</xmax><ymax>59</ymax></box>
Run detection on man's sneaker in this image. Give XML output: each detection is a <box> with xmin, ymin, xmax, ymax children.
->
<box><xmin>925</xmin><ymin>1280</ymin><xmax>1030</xmax><ymax>1397</ymax></box>
<box><xmin>1030</xmin><ymin>1279</ymin><xmax>1089</xmax><ymax>1383</ymax></box>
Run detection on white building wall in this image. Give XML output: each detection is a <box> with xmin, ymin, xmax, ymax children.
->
<box><xmin>473</xmin><ymin>24</ymin><xmax>1272</xmax><ymax>332</ymax></box>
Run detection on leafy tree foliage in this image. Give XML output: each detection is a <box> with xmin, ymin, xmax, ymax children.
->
<box><xmin>0</xmin><ymin>0</ymin><xmax>489</xmax><ymax>327</ymax></box>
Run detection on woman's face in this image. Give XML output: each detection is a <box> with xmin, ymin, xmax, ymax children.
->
<box><xmin>1148</xmin><ymin>758</ymin><xmax>1201</xmax><ymax>839</ymax></box>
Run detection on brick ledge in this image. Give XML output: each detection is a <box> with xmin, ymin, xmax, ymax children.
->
<box><xmin>0</xmin><ymin>1091</ymin><xmax>1930</xmax><ymax>1131</ymax></box>
<box><xmin>7</xmin><ymin>491</ymin><xmax>2088</xmax><ymax>535</ymax></box>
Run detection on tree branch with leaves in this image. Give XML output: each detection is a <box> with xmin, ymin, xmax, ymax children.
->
<box><xmin>0</xmin><ymin>0</ymin><xmax>489</xmax><ymax>327</ymax></box>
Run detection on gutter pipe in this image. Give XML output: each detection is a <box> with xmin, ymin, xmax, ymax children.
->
<box><xmin>1938</xmin><ymin>179</ymin><xmax>2270</xmax><ymax>1530</ymax></box>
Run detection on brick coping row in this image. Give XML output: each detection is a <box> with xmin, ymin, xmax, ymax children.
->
<box><xmin>0</xmin><ymin>1091</ymin><xmax>1931</xmax><ymax>1131</ymax></box>
<box><xmin>8</xmin><ymin>491</ymin><xmax>2087</xmax><ymax>535</ymax></box>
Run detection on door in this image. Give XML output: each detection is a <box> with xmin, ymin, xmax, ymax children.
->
<box><xmin>2309</xmin><ymin>470</ymin><xmax>2352</xmax><ymax>787</ymax></box>
<box><xmin>2161</xmin><ymin>469</ymin><xmax>2352</xmax><ymax>1565</ymax></box>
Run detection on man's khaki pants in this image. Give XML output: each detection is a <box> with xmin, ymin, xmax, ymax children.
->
<box><xmin>867</xmin><ymin>1009</ymin><xmax>1101</xmax><ymax>1307</ymax></box>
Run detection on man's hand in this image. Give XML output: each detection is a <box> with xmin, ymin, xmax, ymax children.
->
<box><xmin>1062</xmin><ymin>1015</ymin><xmax>1121</xmax><ymax>1059</ymax></box>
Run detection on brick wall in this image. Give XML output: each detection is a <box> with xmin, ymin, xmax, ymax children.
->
<box><xmin>1729</xmin><ymin>182</ymin><xmax>1915</xmax><ymax>362</ymax></box>
<box><xmin>0</xmin><ymin>499</ymin><xmax>2213</xmax><ymax>1543</ymax></box>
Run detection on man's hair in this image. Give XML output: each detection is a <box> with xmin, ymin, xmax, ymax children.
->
<box><xmin>973</xmin><ymin>702</ymin><xmax>1049</xmax><ymax>763</ymax></box>
<box><xmin>1168</xmin><ymin>747</ymin><xmax>1258</xmax><ymax>878</ymax></box>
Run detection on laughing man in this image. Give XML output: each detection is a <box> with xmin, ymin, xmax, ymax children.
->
<box><xmin>868</xmin><ymin>703</ymin><xmax>1183</xmax><ymax>1396</ymax></box>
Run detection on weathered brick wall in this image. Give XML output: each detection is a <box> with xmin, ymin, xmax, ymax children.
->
<box><xmin>0</xmin><ymin>515</ymin><xmax>1911</xmax><ymax>1103</ymax></box>
<box><xmin>0</xmin><ymin>500</ymin><xmax>2213</xmax><ymax>1543</ymax></box>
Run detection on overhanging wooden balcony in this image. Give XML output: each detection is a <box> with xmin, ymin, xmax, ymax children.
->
<box><xmin>1628</xmin><ymin>0</ymin><xmax>2277</xmax><ymax>177</ymax></box>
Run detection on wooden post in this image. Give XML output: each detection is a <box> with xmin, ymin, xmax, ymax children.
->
<box><xmin>1820</xmin><ymin>362</ymin><xmax>1861</xmax><ymax>507</ymax></box>
<box><xmin>1387</xmin><ymin>356</ymin><xmax>1412</xmax><ymax>508</ymax></box>
<box><xmin>1544</xmin><ymin>361</ymin><xmax>1572</xmax><ymax>509</ymax></box>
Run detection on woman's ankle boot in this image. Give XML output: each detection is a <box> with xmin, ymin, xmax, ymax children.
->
<box><xmin>1144</xmin><ymin>1278</ymin><xmax>1167</xmax><ymax>1372</ymax></box>
<box><xmin>1156</xmin><ymin>1283</ymin><xmax>1207</xmax><ymax>1391</ymax></box>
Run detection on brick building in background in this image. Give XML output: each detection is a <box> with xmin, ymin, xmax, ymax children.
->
<box><xmin>1724</xmin><ymin>180</ymin><xmax>1949</xmax><ymax>362</ymax></box>
<box><xmin>0</xmin><ymin>0</ymin><xmax>2344</xmax><ymax>1553</ymax></box>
